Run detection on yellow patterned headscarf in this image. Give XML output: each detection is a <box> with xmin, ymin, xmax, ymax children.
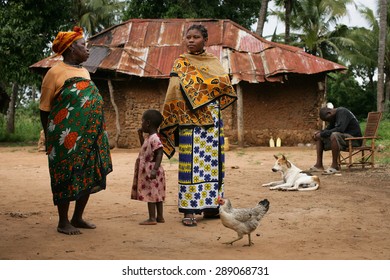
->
<box><xmin>52</xmin><ymin>26</ymin><xmax>84</xmax><ymax>55</ymax></box>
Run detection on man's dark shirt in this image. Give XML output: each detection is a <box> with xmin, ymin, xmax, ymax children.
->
<box><xmin>320</xmin><ymin>107</ymin><xmax>362</xmax><ymax>138</ymax></box>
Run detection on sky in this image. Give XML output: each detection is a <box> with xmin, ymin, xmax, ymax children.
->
<box><xmin>259</xmin><ymin>0</ymin><xmax>378</xmax><ymax>37</ymax></box>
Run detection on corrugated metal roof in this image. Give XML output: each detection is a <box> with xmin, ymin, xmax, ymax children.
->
<box><xmin>30</xmin><ymin>18</ymin><xmax>346</xmax><ymax>83</ymax></box>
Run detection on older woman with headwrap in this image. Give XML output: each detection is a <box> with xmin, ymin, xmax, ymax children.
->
<box><xmin>40</xmin><ymin>27</ymin><xmax>112</xmax><ymax>235</ymax></box>
<box><xmin>160</xmin><ymin>24</ymin><xmax>237</xmax><ymax>227</ymax></box>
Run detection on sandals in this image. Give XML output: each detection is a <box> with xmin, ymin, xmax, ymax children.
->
<box><xmin>322</xmin><ymin>167</ymin><xmax>340</xmax><ymax>175</ymax></box>
<box><xmin>182</xmin><ymin>217</ymin><xmax>197</xmax><ymax>227</ymax></box>
<box><xmin>308</xmin><ymin>166</ymin><xmax>323</xmax><ymax>172</ymax></box>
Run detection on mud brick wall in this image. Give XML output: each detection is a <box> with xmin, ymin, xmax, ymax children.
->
<box><xmin>96</xmin><ymin>78</ymin><xmax>167</xmax><ymax>148</ymax></box>
<box><xmin>224</xmin><ymin>74</ymin><xmax>325</xmax><ymax>146</ymax></box>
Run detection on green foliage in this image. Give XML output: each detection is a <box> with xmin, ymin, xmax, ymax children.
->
<box><xmin>0</xmin><ymin>0</ymin><xmax>124</xmax><ymax>136</ymax></box>
<box><xmin>73</xmin><ymin>0</ymin><xmax>125</xmax><ymax>35</ymax></box>
<box><xmin>272</xmin><ymin>0</ymin><xmax>354</xmax><ymax>57</ymax></box>
<box><xmin>123</xmin><ymin>0</ymin><xmax>262</xmax><ymax>29</ymax></box>
<box><xmin>327</xmin><ymin>71</ymin><xmax>376</xmax><ymax>120</ymax></box>
<box><xmin>0</xmin><ymin>101</ymin><xmax>41</xmax><ymax>142</ymax></box>
<box><xmin>0</xmin><ymin>0</ymin><xmax>73</xmax><ymax>89</ymax></box>
<box><xmin>375</xmin><ymin>119</ymin><xmax>390</xmax><ymax>147</ymax></box>
<box><xmin>270</xmin><ymin>1</ymin><xmax>388</xmax><ymax>116</ymax></box>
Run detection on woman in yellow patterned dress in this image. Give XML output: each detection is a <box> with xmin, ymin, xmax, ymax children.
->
<box><xmin>160</xmin><ymin>25</ymin><xmax>237</xmax><ymax>227</ymax></box>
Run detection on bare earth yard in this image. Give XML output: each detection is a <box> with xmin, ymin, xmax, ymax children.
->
<box><xmin>0</xmin><ymin>145</ymin><xmax>389</xmax><ymax>260</ymax></box>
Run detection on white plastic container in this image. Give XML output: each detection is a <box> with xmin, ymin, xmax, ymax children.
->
<box><xmin>224</xmin><ymin>137</ymin><xmax>230</xmax><ymax>151</ymax></box>
<box><xmin>276</xmin><ymin>137</ymin><xmax>281</xmax><ymax>147</ymax></box>
<box><xmin>269</xmin><ymin>137</ymin><xmax>275</xmax><ymax>147</ymax></box>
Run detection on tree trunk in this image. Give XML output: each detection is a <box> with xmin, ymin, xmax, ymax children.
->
<box><xmin>284</xmin><ymin>0</ymin><xmax>292</xmax><ymax>44</ymax></box>
<box><xmin>236</xmin><ymin>83</ymin><xmax>244</xmax><ymax>148</ymax></box>
<box><xmin>6</xmin><ymin>83</ymin><xmax>18</xmax><ymax>134</ymax></box>
<box><xmin>377</xmin><ymin>0</ymin><xmax>387</xmax><ymax>112</ymax></box>
<box><xmin>108</xmin><ymin>79</ymin><xmax>120</xmax><ymax>148</ymax></box>
<box><xmin>255</xmin><ymin>0</ymin><xmax>269</xmax><ymax>36</ymax></box>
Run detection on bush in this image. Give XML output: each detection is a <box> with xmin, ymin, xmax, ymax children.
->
<box><xmin>0</xmin><ymin>101</ymin><xmax>41</xmax><ymax>143</ymax></box>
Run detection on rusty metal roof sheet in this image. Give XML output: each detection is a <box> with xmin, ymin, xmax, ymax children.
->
<box><xmin>30</xmin><ymin>18</ymin><xmax>346</xmax><ymax>83</ymax></box>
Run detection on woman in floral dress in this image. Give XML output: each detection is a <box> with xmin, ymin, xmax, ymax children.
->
<box><xmin>40</xmin><ymin>27</ymin><xmax>112</xmax><ymax>235</ymax></box>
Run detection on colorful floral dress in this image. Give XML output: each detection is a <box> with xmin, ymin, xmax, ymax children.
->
<box><xmin>46</xmin><ymin>77</ymin><xmax>112</xmax><ymax>205</ymax></box>
<box><xmin>131</xmin><ymin>133</ymin><xmax>166</xmax><ymax>202</ymax></box>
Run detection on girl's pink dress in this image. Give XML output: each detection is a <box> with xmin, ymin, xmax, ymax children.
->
<box><xmin>131</xmin><ymin>133</ymin><xmax>166</xmax><ymax>202</ymax></box>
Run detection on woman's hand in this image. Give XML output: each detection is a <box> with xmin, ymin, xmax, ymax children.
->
<box><xmin>137</xmin><ymin>128</ymin><xmax>145</xmax><ymax>145</ymax></box>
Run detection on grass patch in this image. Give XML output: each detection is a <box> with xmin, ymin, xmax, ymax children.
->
<box><xmin>0</xmin><ymin>102</ymin><xmax>41</xmax><ymax>143</ymax></box>
<box><xmin>372</xmin><ymin>119</ymin><xmax>390</xmax><ymax>165</ymax></box>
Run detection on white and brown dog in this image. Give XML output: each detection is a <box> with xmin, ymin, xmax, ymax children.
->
<box><xmin>262</xmin><ymin>155</ymin><xmax>320</xmax><ymax>191</ymax></box>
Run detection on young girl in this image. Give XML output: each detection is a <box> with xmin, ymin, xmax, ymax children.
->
<box><xmin>131</xmin><ymin>109</ymin><xmax>166</xmax><ymax>225</ymax></box>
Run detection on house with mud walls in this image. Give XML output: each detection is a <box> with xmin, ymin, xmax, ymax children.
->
<box><xmin>30</xmin><ymin>18</ymin><xmax>346</xmax><ymax>148</ymax></box>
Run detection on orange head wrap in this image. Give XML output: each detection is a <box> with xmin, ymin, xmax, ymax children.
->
<box><xmin>52</xmin><ymin>26</ymin><xmax>84</xmax><ymax>55</ymax></box>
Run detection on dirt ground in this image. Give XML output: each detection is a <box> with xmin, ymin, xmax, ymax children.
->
<box><xmin>1</xmin><ymin>144</ymin><xmax>390</xmax><ymax>260</ymax></box>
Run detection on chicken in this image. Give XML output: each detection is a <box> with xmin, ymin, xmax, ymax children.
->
<box><xmin>218</xmin><ymin>197</ymin><xmax>270</xmax><ymax>246</ymax></box>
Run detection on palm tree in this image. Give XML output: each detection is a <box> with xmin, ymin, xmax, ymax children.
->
<box><xmin>344</xmin><ymin>3</ymin><xmax>390</xmax><ymax>114</ymax></box>
<box><xmin>272</xmin><ymin>0</ymin><xmax>297</xmax><ymax>44</ymax></box>
<box><xmin>71</xmin><ymin>0</ymin><xmax>125</xmax><ymax>36</ymax></box>
<box><xmin>271</xmin><ymin>0</ymin><xmax>352</xmax><ymax>57</ymax></box>
<box><xmin>340</xmin><ymin>24</ymin><xmax>377</xmax><ymax>90</ymax></box>
<box><xmin>292</xmin><ymin>0</ymin><xmax>353</xmax><ymax>57</ymax></box>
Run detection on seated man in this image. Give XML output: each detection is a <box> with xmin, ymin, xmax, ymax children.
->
<box><xmin>311</xmin><ymin>106</ymin><xmax>362</xmax><ymax>174</ymax></box>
